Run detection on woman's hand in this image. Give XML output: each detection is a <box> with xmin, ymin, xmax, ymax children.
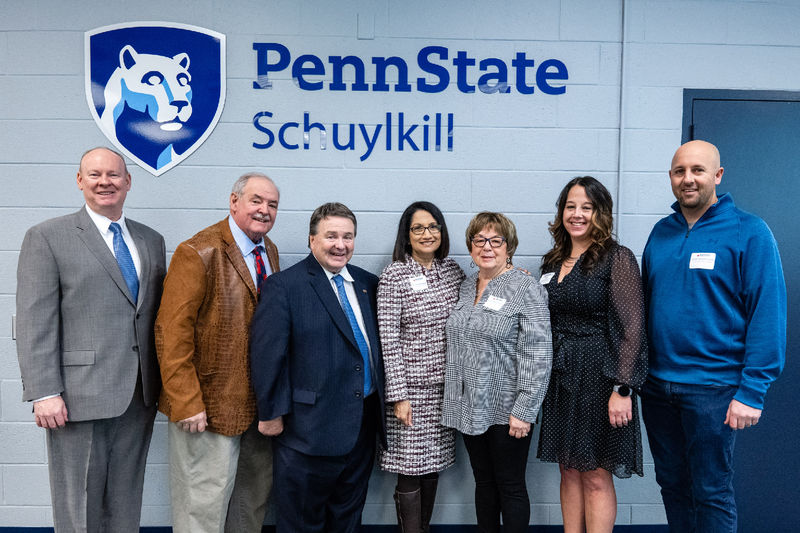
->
<box><xmin>394</xmin><ymin>400</ymin><xmax>412</xmax><ymax>426</ymax></box>
<box><xmin>608</xmin><ymin>392</ymin><xmax>633</xmax><ymax>428</ymax></box>
<box><xmin>509</xmin><ymin>414</ymin><xmax>531</xmax><ymax>439</ymax></box>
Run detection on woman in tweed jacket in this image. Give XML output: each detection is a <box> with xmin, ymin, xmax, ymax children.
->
<box><xmin>442</xmin><ymin>212</ymin><xmax>553</xmax><ymax>533</ymax></box>
<box><xmin>377</xmin><ymin>201</ymin><xmax>465</xmax><ymax>532</ymax></box>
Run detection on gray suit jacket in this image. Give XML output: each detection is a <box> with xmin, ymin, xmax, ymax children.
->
<box><xmin>16</xmin><ymin>207</ymin><xmax>166</xmax><ymax>421</ymax></box>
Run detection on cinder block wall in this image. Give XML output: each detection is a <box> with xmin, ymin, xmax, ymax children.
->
<box><xmin>2</xmin><ymin>0</ymin><xmax>799</xmax><ymax>527</ymax></box>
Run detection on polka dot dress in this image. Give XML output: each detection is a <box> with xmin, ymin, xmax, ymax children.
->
<box><xmin>536</xmin><ymin>243</ymin><xmax>648</xmax><ymax>478</ymax></box>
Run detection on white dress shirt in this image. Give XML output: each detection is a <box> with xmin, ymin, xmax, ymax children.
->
<box><xmin>85</xmin><ymin>205</ymin><xmax>141</xmax><ymax>277</ymax></box>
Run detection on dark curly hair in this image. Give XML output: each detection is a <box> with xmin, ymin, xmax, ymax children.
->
<box><xmin>541</xmin><ymin>176</ymin><xmax>615</xmax><ymax>274</ymax></box>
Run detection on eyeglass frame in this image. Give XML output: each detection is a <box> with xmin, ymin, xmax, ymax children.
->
<box><xmin>410</xmin><ymin>224</ymin><xmax>442</xmax><ymax>235</ymax></box>
<box><xmin>471</xmin><ymin>236</ymin><xmax>507</xmax><ymax>248</ymax></box>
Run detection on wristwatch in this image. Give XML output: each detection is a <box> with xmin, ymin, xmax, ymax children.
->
<box><xmin>613</xmin><ymin>384</ymin><xmax>632</xmax><ymax>397</ymax></box>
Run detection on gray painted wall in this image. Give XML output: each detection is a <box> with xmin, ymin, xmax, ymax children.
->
<box><xmin>2</xmin><ymin>0</ymin><xmax>799</xmax><ymax>527</ymax></box>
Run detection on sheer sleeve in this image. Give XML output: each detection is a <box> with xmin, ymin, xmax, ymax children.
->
<box><xmin>604</xmin><ymin>245</ymin><xmax>648</xmax><ymax>388</ymax></box>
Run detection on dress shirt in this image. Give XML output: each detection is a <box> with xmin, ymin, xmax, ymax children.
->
<box><xmin>228</xmin><ymin>216</ymin><xmax>272</xmax><ymax>286</ymax></box>
<box><xmin>85</xmin><ymin>205</ymin><xmax>141</xmax><ymax>277</ymax></box>
<box><xmin>320</xmin><ymin>261</ymin><xmax>375</xmax><ymax>394</ymax></box>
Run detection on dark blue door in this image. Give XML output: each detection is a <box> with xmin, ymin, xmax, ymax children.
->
<box><xmin>687</xmin><ymin>90</ymin><xmax>800</xmax><ymax>532</ymax></box>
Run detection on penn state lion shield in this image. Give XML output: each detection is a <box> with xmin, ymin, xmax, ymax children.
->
<box><xmin>85</xmin><ymin>22</ymin><xmax>225</xmax><ymax>176</ymax></box>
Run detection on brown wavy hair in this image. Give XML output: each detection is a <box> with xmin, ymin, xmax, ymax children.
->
<box><xmin>541</xmin><ymin>176</ymin><xmax>615</xmax><ymax>274</ymax></box>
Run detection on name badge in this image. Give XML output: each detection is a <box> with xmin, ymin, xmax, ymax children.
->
<box><xmin>539</xmin><ymin>272</ymin><xmax>555</xmax><ymax>285</ymax></box>
<box><xmin>484</xmin><ymin>295</ymin><xmax>507</xmax><ymax>311</ymax></box>
<box><xmin>689</xmin><ymin>252</ymin><xmax>716</xmax><ymax>270</ymax></box>
<box><xmin>409</xmin><ymin>275</ymin><xmax>428</xmax><ymax>291</ymax></box>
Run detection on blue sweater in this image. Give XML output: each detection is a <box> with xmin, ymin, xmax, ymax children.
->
<box><xmin>642</xmin><ymin>193</ymin><xmax>786</xmax><ymax>409</ymax></box>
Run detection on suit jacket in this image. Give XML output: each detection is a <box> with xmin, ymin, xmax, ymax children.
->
<box><xmin>155</xmin><ymin>217</ymin><xmax>279</xmax><ymax>436</ymax></box>
<box><xmin>16</xmin><ymin>207</ymin><xmax>166</xmax><ymax>421</ymax></box>
<box><xmin>250</xmin><ymin>253</ymin><xmax>387</xmax><ymax>456</ymax></box>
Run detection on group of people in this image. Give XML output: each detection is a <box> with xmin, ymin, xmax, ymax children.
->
<box><xmin>15</xmin><ymin>139</ymin><xmax>785</xmax><ymax>533</ymax></box>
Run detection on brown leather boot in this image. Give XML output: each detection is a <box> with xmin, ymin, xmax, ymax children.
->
<box><xmin>419</xmin><ymin>476</ymin><xmax>438</xmax><ymax>533</ymax></box>
<box><xmin>394</xmin><ymin>488</ymin><xmax>422</xmax><ymax>533</ymax></box>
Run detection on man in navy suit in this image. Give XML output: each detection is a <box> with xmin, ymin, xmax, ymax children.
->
<box><xmin>250</xmin><ymin>202</ymin><xmax>386</xmax><ymax>533</ymax></box>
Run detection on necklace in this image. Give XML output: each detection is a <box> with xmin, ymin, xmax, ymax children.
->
<box><xmin>563</xmin><ymin>255</ymin><xmax>581</xmax><ymax>265</ymax></box>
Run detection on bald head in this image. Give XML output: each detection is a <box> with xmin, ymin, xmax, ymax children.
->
<box><xmin>671</xmin><ymin>140</ymin><xmax>721</xmax><ymax>170</ymax></box>
<box><xmin>669</xmin><ymin>140</ymin><xmax>724</xmax><ymax>225</ymax></box>
<box><xmin>80</xmin><ymin>146</ymin><xmax>128</xmax><ymax>176</ymax></box>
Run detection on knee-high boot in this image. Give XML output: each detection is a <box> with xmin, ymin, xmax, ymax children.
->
<box><xmin>394</xmin><ymin>488</ymin><xmax>422</xmax><ymax>533</ymax></box>
<box><xmin>420</xmin><ymin>476</ymin><xmax>439</xmax><ymax>533</ymax></box>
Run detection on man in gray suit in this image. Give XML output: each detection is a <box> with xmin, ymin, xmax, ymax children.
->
<box><xmin>16</xmin><ymin>147</ymin><xmax>166</xmax><ymax>532</ymax></box>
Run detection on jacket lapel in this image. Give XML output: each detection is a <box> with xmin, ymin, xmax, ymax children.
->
<box><xmin>222</xmin><ymin>218</ymin><xmax>258</xmax><ymax>299</ymax></box>
<box><xmin>74</xmin><ymin>208</ymin><xmax>136</xmax><ymax>306</ymax></box>
<box><xmin>305</xmin><ymin>255</ymin><xmax>359</xmax><ymax>351</ymax></box>
<box><xmin>129</xmin><ymin>221</ymin><xmax>150</xmax><ymax>310</ymax></box>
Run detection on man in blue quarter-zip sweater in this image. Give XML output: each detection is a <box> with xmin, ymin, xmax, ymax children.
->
<box><xmin>640</xmin><ymin>140</ymin><xmax>786</xmax><ymax>533</ymax></box>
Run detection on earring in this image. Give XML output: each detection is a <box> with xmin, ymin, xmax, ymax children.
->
<box><xmin>469</xmin><ymin>260</ymin><xmax>476</xmax><ymax>268</ymax></box>
<box><xmin>506</xmin><ymin>257</ymin><xmax>512</xmax><ymax>269</ymax></box>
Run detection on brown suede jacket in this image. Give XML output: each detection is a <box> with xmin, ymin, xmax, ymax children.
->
<box><xmin>155</xmin><ymin>217</ymin><xmax>279</xmax><ymax>436</ymax></box>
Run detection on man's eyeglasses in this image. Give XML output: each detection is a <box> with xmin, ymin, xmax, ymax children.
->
<box><xmin>410</xmin><ymin>224</ymin><xmax>442</xmax><ymax>235</ymax></box>
<box><xmin>471</xmin><ymin>236</ymin><xmax>506</xmax><ymax>248</ymax></box>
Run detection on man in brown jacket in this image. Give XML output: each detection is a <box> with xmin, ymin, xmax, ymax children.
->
<box><xmin>155</xmin><ymin>172</ymin><xmax>280</xmax><ymax>533</ymax></box>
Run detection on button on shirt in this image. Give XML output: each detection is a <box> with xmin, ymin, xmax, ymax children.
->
<box><xmin>228</xmin><ymin>216</ymin><xmax>272</xmax><ymax>287</ymax></box>
<box><xmin>322</xmin><ymin>264</ymin><xmax>375</xmax><ymax>395</ymax></box>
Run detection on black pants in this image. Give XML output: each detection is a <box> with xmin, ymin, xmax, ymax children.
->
<box><xmin>273</xmin><ymin>394</ymin><xmax>379</xmax><ymax>533</ymax></box>
<box><xmin>462</xmin><ymin>424</ymin><xmax>532</xmax><ymax>533</ymax></box>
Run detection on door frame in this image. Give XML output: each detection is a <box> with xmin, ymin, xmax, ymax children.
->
<box><xmin>682</xmin><ymin>88</ymin><xmax>800</xmax><ymax>142</ymax></box>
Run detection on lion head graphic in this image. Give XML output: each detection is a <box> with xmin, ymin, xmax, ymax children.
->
<box><xmin>100</xmin><ymin>45</ymin><xmax>194</xmax><ymax>170</ymax></box>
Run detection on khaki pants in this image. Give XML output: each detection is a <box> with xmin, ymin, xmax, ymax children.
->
<box><xmin>169</xmin><ymin>421</ymin><xmax>273</xmax><ymax>533</ymax></box>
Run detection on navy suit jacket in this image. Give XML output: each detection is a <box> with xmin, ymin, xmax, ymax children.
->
<box><xmin>250</xmin><ymin>253</ymin><xmax>386</xmax><ymax>456</ymax></box>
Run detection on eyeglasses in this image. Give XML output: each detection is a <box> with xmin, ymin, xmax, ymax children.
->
<box><xmin>410</xmin><ymin>224</ymin><xmax>442</xmax><ymax>235</ymax></box>
<box><xmin>471</xmin><ymin>236</ymin><xmax>506</xmax><ymax>248</ymax></box>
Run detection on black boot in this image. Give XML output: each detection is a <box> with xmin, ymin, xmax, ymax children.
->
<box><xmin>394</xmin><ymin>488</ymin><xmax>422</xmax><ymax>533</ymax></box>
<box><xmin>419</xmin><ymin>476</ymin><xmax>438</xmax><ymax>533</ymax></box>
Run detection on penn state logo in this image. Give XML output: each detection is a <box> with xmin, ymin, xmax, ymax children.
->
<box><xmin>86</xmin><ymin>22</ymin><xmax>225</xmax><ymax>176</ymax></box>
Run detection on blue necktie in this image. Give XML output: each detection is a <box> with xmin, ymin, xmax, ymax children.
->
<box><xmin>332</xmin><ymin>274</ymin><xmax>372</xmax><ymax>395</ymax></box>
<box><xmin>109</xmin><ymin>222</ymin><xmax>139</xmax><ymax>303</ymax></box>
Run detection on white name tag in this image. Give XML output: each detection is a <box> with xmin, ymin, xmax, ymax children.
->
<box><xmin>484</xmin><ymin>295</ymin><xmax>507</xmax><ymax>311</ymax></box>
<box><xmin>689</xmin><ymin>252</ymin><xmax>716</xmax><ymax>270</ymax></box>
<box><xmin>409</xmin><ymin>275</ymin><xmax>428</xmax><ymax>291</ymax></box>
<box><xmin>539</xmin><ymin>272</ymin><xmax>555</xmax><ymax>285</ymax></box>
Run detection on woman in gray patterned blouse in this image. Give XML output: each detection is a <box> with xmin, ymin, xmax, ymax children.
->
<box><xmin>377</xmin><ymin>201</ymin><xmax>465</xmax><ymax>533</ymax></box>
<box><xmin>442</xmin><ymin>212</ymin><xmax>553</xmax><ymax>533</ymax></box>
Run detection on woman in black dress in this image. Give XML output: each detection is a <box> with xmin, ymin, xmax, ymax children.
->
<box><xmin>537</xmin><ymin>177</ymin><xmax>647</xmax><ymax>533</ymax></box>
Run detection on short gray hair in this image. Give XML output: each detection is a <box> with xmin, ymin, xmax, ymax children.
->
<box><xmin>231</xmin><ymin>172</ymin><xmax>278</xmax><ymax>197</ymax></box>
<box><xmin>79</xmin><ymin>146</ymin><xmax>129</xmax><ymax>175</ymax></box>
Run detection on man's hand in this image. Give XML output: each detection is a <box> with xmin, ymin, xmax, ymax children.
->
<box><xmin>258</xmin><ymin>416</ymin><xmax>284</xmax><ymax>436</ymax></box>
<box><xmin>508</xmin><ymin>415</ymin><xmax>531</xmax><ymax>439</ymax></box>
<box><xmin>394</xmin><ymin>400</ymin><xmax>412</xmax><ymax>427</ymax></box>
<box><xmin>608</xmin><ymin>392</ymin><xmax>633</xmax><ymax>428</ymax></box>
<box><xmin>178</xmin><ymin>411</ymin><xmax>208</xmax><ymax>433</ymax></box>
<box><xmin>724</xmin><ymin>399</ymin><xmax>762</xmax><ymax>430</ymax></box>
<box><xmin>34</xmin><ymin>396</ymin><xmax>68</xmax><ymax>429</ymax></box>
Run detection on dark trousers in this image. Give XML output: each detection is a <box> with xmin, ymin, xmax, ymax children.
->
<box><xmin>640</xmin><ymin>376</ymin><xmax>738</xmax><ymax>533</ymax></box>
<box><xmin>462</xmin><ymin>424</ymin><xmax>532</xmax><ymax>533</ymax></box>
<box><xmin>46</xmin><ymin>379</ymin><xmax>156</xmax><ymax>533</ymax></box>
<box><xmin>273</xmin><ymin>394</ymin><xmax>379</xmax><ymax>533</ymax></box>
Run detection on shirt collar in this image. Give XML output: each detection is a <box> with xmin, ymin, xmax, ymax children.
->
<box><xmin>671</xmin><ymin>192</ymin><xmax>734</xmax><ymax>221</ymax></box>
<box><xmin>316</xmin><ymin>257</ymin><xmax>354</xmax><ymax>283</ymax></box>
<box><xmin>85</xmin><ymin>204</ymin><xmax>127</xmax><ymax>234</ymax></box>
<box><xmin>228</xmin><ymin>215</ymin><xmax>264</xmax><ymax>256</ymax></box>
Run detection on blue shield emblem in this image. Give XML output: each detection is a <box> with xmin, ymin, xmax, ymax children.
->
<box><xmin>85</xmin><ymin>22</ymin><xmax>225</xmax><ymax>176</ymax></box>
